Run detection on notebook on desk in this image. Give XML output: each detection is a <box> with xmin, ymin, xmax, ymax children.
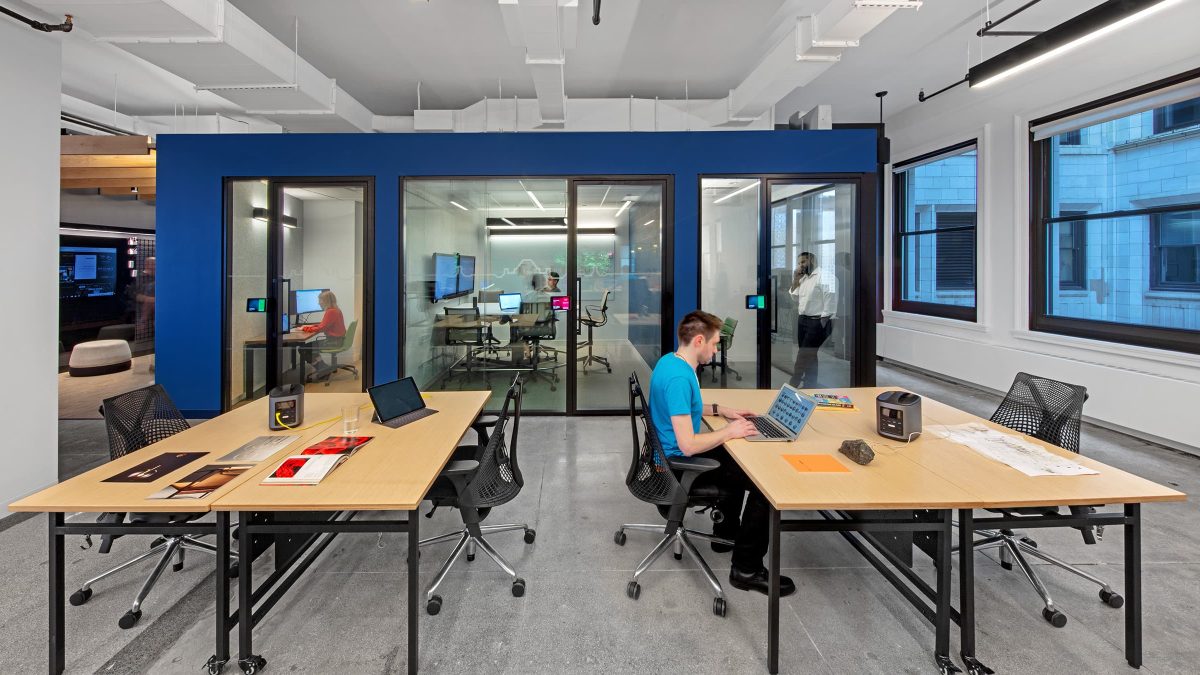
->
<box><xmin>368</xmin><ymin>377</ymin><xmax>439</xmax><ymax>429</ymax></box>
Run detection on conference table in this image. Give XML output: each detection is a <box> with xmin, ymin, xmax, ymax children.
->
<box><xmin>703</xmin><ymin>387</ymin><xmax>1185</xmax><ymax>675</ymax></box>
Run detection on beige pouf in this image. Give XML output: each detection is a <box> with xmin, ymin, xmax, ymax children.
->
<box><xmin>69</xmin><ymin>339</ymin><xmax>132</xmax><ymax>377</ymax></box>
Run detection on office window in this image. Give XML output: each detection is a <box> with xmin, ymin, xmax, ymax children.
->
<box><xmin>892</xmin><ymin>141</ymin><xmax>977</xmax><ymax>321</ymax></box>
<box><xmin>1031</xmin><ymin>84</ymin><xmax>1200</xmax><ymax>353</ymax></box>
<box><xmin>1059</xmin><ymin>129</ymin><xmax>1082</xmax><ymax>146</ymax></box>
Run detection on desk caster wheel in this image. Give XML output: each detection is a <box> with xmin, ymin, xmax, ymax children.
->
<box><xmin>512</xmin><ymin>578</ymin><xmax>526</xmax><ymax>597</ymax></box>
<box><xmin>713</xmin><ymin>597</ymin><xmax>727</xmax><ymax>617</ymax></box>
<box><xmin>118</xmin><ymin>609</ymin><xmax>141</xmax><ymax>629</ymax></box>
<box><xmin>204</xmin><ymin>655</ymin><xmax>228</xmax><ymax>674</ymax></box>
<box><xmin>626</xmin><ymin>581</ymin><xmax>640</xmax><ymax>600</ymax></box>
<box><xmin>238</xmin><ymin>655</ymin><xmax>266</xmax><ymax>675</ymax></box>
<box><xmin>524</xmin><ymin>528</ymin><xmax>536</xmax><ymax>544</ymax></box>
<box><xmin>1042</xmin><ymin>607</ymin><xmax>1067</xmax><ymax>627</ymax></box>
<box><xmin>427</xmin><ymin>595</ymin><xmax>442</xmax><ymax>615</ymax></box>
<box><xmin>613</xmin><ymin>530</ymin><xmax>626</xmax><ymax>546</ymax></box>
<box><xmin>1100</xmin><ymin>589</ymin><xmax>1124</xmax><ymax>608</ymax></box>
<box><xmin>69</xmin><ymin>588</ymin><xmax>92</xmax><ymax>606</ymax></box>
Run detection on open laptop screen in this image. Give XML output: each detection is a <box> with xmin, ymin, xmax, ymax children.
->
<box><xmin>768</xmin><ymin>386</ymin><xmax>817</xmax><ymax>435</ymax></box>
<box><xmin>368</xmin><ymin>377</ymin><xmax>427</xmax><ymax>423</ymax></box>
<box><xmin>498</xmin><ymin>293</ymin><xmax>522</xmax><ymax>313</ymax></box>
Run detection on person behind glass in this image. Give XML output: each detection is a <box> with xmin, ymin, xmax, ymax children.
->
<box><xmin>539</xmin><ymin>270</ymin><xmax>561</xmax><ymax>293</ymax></box>
<box><xmin>788</xmin><ymin>251</ymin><xmax>836</xmax><ymax>388</ymax></box>
<box><xmin>648</xmin><ymin>310</ymin><xmax>797</xmax><ymax>596</ymax></box>
<box><xmin>300</xmin><ymin>290</ymin><xmax>345</xmax><ymax>375</ymax></box>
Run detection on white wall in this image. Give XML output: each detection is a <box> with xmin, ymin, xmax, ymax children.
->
<box><xmin>299</xmin><ymin>199</ymin><xmax>362</xmax><ymax>358</ymax></box>
<box><xmin>2</xmin><ymin>19</ymin><xmax>61</xmax><ymax>509</ymax></box>
<box><xmin>880</xmin><ymin>3</ymin><xmax>1200</xmax><ymax>453</ymax></box>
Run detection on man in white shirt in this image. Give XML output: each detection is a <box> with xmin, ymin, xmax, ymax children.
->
<box><xmin>788</xmin><ymin>252</ymin><xmax>836</xmax><ymax>387</ymax></box>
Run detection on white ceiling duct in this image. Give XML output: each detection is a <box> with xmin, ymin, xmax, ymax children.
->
<box><xmin>499</xmin><ymin>0</ymin><xmax>578</xmax><ymax>127</ymax></box>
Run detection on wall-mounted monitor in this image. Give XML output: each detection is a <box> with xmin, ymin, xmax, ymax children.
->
<box><xmin>432</xmin><ymin>252</ymin><xmax>461</xmax><ymax>302</ymax></box>
<box><xmin>456</xmin><ymin>254</ymin><xmax>476</xmax><ymax>295</ymax></box>
<box><xmin>550</xmin><ymin>295</ymin><xmax>570</xmax><ymax>311</ymax></box>
<box><xmin>60</xmin><ymin>246</ymin><xmax>118</xmax><ymax>298</ymax></box>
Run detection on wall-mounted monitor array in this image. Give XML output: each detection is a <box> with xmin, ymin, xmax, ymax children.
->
<box><xmin>431</xmin><ymin>252</ymin><xmax>477</xmax><ymax>302</ymax></box>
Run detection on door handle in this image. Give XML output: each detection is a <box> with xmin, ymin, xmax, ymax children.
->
<box><xmin>575</xmin><ymin>277</ymin><xmax>582</xmax><ymax>335</ymax></box>
<box><xmin>770</xmin><ymin>276</ymin><xmax>778</xmax><ymax>333</ymax></box>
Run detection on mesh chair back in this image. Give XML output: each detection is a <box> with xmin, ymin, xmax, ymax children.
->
<box><xmin>462</xmin><ymin>376</ymin><xmax>525</xmax><ymax>508</ymax></box>
<box><xmin>101</xmin><ymin>384</ymin><xmax>191</xmax><ymax>460</ymax></box>
<box><xmin>444</xmin><ymin>306</ymin><xmax>482</xmax><ymax>345</ymax></box>
<box><xmin>625</xmin><ymin>373</ymin><xmax>682</xmax><ymax>506</ymax></box>
<box><xmin>990</xmin><ymin>372</ymin><xmax>1087</xmax><ymax>453</ymax></box>
<box><xmin>514</xmin><ymin>301</ymin><xmax>555</xmax><ymax>341</ymax></box>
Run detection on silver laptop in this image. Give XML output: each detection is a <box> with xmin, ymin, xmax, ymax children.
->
<box><xmin>744</xmin><ymin>384</ymin><xmax>818</xmax><ymax>442</ymax></box>
<box><xmin>498</xmin><ymin>292</ymin><xmax>522</xmax><ymax>314</ymax></box>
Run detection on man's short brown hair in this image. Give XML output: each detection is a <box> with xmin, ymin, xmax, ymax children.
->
<box><xmin>678</xmin><ymin>310</ymin><xmax>723</xmax><ymax>346</ymax></box>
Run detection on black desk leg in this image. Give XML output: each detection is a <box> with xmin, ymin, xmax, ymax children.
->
<box><xmin>958</xmin><ymin>509</ymin><xmax>992</xmax><ymax>675</ymax></box>
<box><xmin>237</xmin><ymin>512</ymin><xmax>265</xmax><ymax>674</ymax></box>
<box><xmin>244</xmin><ymin>348</ymin><xmax>253</xmax><ymax>404</ymax></box>
<box><xmin>934</xmin><ymin>510</ymin><xmax>960</xmax><ymax>674</ymax></box>
<box><xmin>768</xmin><ymin>507</ymin><xmax>780</xmax><ymax>674</ymax></box>
<box><xmin>719</xmin><ymin>345</ymin><xmax>728</xmax><ymax>388</ymax></box>
<box><xmin>1123</xmin><ymin>502</ymin><xmax>1142</xmax><ymax>662</ymax></box>
<box><xmin>408</xmin><ymin>509</ymin><xmax>420</xmax><ymax>675</ymax></box>
<box><xmin>207</xmin><ymin>512</ymin><xmax>231</xmax><ymax>674</ymax></box>
<box><xmin>49</xmin><ymin>512</ymin><xmax>64</xmax><ymax>675</ymax></box>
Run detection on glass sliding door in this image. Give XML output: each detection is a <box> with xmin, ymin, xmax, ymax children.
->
<box><xmin>571</xmin><ymin>180</ymin><xmax>668</xmax><ymax>412</ymax></box>
<box><xmin>225</xmin><ymin>179</ymin><xmax>270</xmax><ymax>408</ymax></box>
<box><xmin>699</xmin><ymin>178</ymin><xmax>761</xmax><ymax>389</ymax></box>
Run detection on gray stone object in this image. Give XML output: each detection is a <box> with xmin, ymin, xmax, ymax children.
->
<box><xmin>839</xmin><ymin>439</ymin><xmax>875</xmax><ymax>465</ymax></box>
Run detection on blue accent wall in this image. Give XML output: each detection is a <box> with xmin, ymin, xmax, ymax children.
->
<box><xmin>156</xmin><ymin>130</ymin><xmax>876</xmax><ymax>414</ymax></box>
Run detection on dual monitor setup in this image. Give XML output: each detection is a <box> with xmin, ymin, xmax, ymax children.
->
<box><xmin>431</xmin><ymin>251</ymin><xmax>573</xmax><ymax>312</ymax></box>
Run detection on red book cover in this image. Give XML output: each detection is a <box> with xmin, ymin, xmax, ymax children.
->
<box><xmin>300</xmin><ymin>436</ymin><xmax>374</xmax><ymax>456</ymax></box>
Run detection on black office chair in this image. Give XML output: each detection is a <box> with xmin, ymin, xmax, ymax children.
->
<box><xmin>419</xmin><ymin>375</ymin><xmax>535</xmax><ymax>615</ymax></box>
<box><xmin>443</xmin><ymin>306</ymin><xmax>486</xmax><ymax>385</ymax></box>
<box><xmin>613</xmin><ymin>373</ymin><xmax>733</xmax><ymax>617</ymax></box>
<box><xmin>969</xmin><ymin>372</ymin><xmax>1122</xmax><ymax>627</ymax></box>
<box><xmin>697</xmin><ymin>317</ymin><xmax>743</xmax><ymax>384</ymax></box>
<box><xmin>578</xmin><ymin>290</ymin><xmax>612</xmax><ymax>373</ymax></box>
<box><xmin>72</xmin><ymin>384</ymin><xmax>234</xmax><ymax>629</ymax></box>
<box><xmin>511</xmin><ymin>301</ymin><xmax>560</xmax><ymax>391</ymax></box>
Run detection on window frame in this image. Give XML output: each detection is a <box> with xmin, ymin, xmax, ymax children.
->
<box><xmin>1150</xmin><ymin>211</ymin><xmax>1200</xmax><ymax>292</ymax></box>
<box><xmin>1056</xmin><ymin>211</ymin><xmax>1088</xmax><ymax>291</ymax></box>
<box><xmin>1152</xmin><ymin>100</ymin><xmax>1200</xmax><ymax>134</ymax></box>
<box><xmin>1028</xmin><ymin>71</ymin><xmax>1200</xmax><ymax>354</ymax></box>
<box><xmin>891</xmin><ymin>139</ymin><xmax>978</xmax><ymax>322</ymax></box>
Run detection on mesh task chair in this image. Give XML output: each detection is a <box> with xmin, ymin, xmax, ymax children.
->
<box><xmin>72</xmin><ymin>384</ymin><xmax>235</xmax><ymax>629</ymax></box>
<box><xmin>969</xmin><ymin>372</ymin><xmax>1122</xmax><ymax>627</ymax></box>
<box><xmin>510</xmin><ymin>301</ymin><xmax>560</xmax><ymax>391</ymax></box>
<box><xmin>443</xmin><ymin>306</ymin><xmax>485</xmax><ymax>385</ymax></box>
<box><xmin>419</xmin><ymin>375</ymin><xmax>535</xmax><ymax>615</ymax></box>
<box><xmin>314</xmin><ymin>319</ymin><xmax>359</xmax><ymax>385</ymax></box>
<box><xmin>577</xmin><ymin>290</ymin><xmax>612</xmax><ymax>374</ymax></box>
<box><xmin>475</xmin><ymin>290</ymin><xmax>505</xmax><ymax>354</ymax></box>
<box><xmin>613</xmin><ymin>373</ymin><xmax>734</xmax><ymax>617</ymax></box>
<box><xmin>698</xmin><ymin>317</ymin><xmax>743</xmax><ymax>384</ymax></box>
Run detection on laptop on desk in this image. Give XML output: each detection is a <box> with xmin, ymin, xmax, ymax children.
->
<box><xmin>498</xmin><ymin>292</ymin><xmax>522</xmax><ymax>314</ymax></box>
<box><xmin>743</xmin><ymin>384</ymin><xmax>818</xmax><ymax>442</ymax></box>
<box><xmin>368</xmin><ymin>377</ymin><xmax>439</xmax><ymax>429</ymax></box>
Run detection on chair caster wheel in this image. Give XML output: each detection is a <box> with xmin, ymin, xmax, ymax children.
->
<box><xmin>1042</xmin><ymin>607</ymin><xmax>1067</xmax><ymax>627</ymax></box>
<box><xmin>69</xmin><ymin>588</ymin><xmax>92</xmax><ymax>606</ymax></box>
<box><xmin>673</xmin><ymin>552</ymin><xmax>682</xmax><ymax>561</ymax></box>
<box><xmin>626</xmin><ymin>581</ymin><xmax>640</xmax><ymax>600</ymax></box>
<box><xmin>1000</xmin><ymin>561</ymin><xmax>1013</xmax><ymax>571</ymax></box>
<box><xmin>466</xmin><ymin>553</ymin><xmax>475</xmax><ymax>562</ymax></box>
<box><xmin>1100</xmin><ymin>589</ymin><xmax>1124</xmax><ymax>608</ymax></box>
<box><xmin>713</xmin><ymin>597</ymin><xmax>727</xmax><ymax>617</ymax></box>
<box><xmin>172</xmin><ymin>561</ymin><xmax>184</xmax><ymax>572</ymax></box>
<box><xmin>118</xmin><ymin>609</ymin><xmax>142</xmax><ymax>629</ymax></box>
<box><xmin>606</xmin><ymin>367</ymin><xmax>612</xmax><ymax>373</ymax></box>
<box><xmin>524</xmin><ymin>529</ymin><xmax>536</xmax><ymax>544</ymax></box>
<box><xmin>512</xmin><ymin>578</ymin><xmax>526</xmax><ymax>597</ymax></box>
<box><xmin>1019</xmin><ymin>536</ymin><xmax>1038</xmax><ymax>548</ymax></box>
<box><xmin>426</xmin><ymin>595</ymin><xmax>442</xmax><ymax>615</ymax></box>
<box><xmin>613</xmin><ymin>530</ymin><xmax>626</xmax><ymax>546</ymax></box>
<box><xmin>150</xmin><ymin>537</ymin><xmax>166</xmax><ymax>549</ymax></box>
<box><xmin>238</xmin><ymin>655</ymin><xmax>266</xmax><ymax>675</ymax></box>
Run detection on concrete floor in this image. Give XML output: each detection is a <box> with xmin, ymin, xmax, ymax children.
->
<box><xmin>4</xmin><ymin>360</ymin><xmax>1198</xmax><ymax>673</ymax></box>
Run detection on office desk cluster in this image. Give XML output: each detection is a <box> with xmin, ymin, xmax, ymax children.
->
<box><xmin>11</xmin><ymin>387</ymin><xmax>1187</xmax><ymax>674</ymax></box>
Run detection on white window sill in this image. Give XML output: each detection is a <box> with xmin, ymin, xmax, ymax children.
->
<box><xmin>882</xmin><ymin>310</ymin><xmax>989</xmax><ymax>333</ymax></box>
<box><xmin>1143</xmin><ymin>291</ymin><xmax>1200</xmax><ymax>302</ymax></box>
<box><xmin>1010</xmin><ymin>329</ymin><xmax>1200</xmax><ymax>371</ymax></box>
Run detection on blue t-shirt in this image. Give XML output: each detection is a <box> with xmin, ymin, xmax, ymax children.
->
<box><xmin>648</xmin><ymin>353</ymin><xmax>703</xmax><ymax>458</ymax></box>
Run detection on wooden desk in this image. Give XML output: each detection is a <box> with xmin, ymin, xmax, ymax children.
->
<box><xmin>10</xmin><ymin>396</ymin><xmax>345</xmax><ymax>675</ymax></box>
<box><xmin>211</xmin><ymin>390</ymin><xmax>489</xmax><ymax>675</ymax></box>
<box><xmin>703</xmin><ymin>387</ymin><xmax>1185</xmax><ymax>675</ymax></box>
<box><xmin>241</xmin><ymin>331</ymin><xmax>322</xmax><ymax>400</ymax></box>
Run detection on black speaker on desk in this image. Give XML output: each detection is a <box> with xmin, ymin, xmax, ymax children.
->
<box><xmin>876</xmin><ymin>391</ymin><xmax>921</xmax><ymax>441</ymax></box>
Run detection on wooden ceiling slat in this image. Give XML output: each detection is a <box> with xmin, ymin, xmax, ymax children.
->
<box><xmin>62</xmin><ymin>167</ymin><xmax>156</xmax><ymax>180</ymax></box>
<box><xmin>61</xmin><ymin>136</ymin><xmax>152</xmax><ymax>156</ymax></box>
<box><xmin>60</xmin><ymin>152</ymin><xmax>157</xmax><ymax>169</ymax></box>
<box><xmin>62</xmin><ymin>178</ymin><xmax>157</xmax><ymax>189</ymax></box>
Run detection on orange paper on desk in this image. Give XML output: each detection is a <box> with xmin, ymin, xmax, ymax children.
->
<box><xmin>783</xmin><ymin>454</ymin><xmax>850</xmax><ymax>473</ymax></box>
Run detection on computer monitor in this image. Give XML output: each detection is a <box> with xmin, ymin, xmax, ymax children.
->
<box><xmin>456</xmin><ymin>255</ymin><xmax>476</xmax><ymax>295</ymax></box>
<box><xmin>498</xmin><ymin>292</ymin><xmax>522</xmax><ymax>313</ymax></box>
<box><xmin>293</xmin><ymin>288</ymin><xmax>325</xmax><ymax>315</ymax></box>
<box><xmin>432</xmin><ymin>252</ymin><xmax>459</xmax><ymax>302</ymax></box>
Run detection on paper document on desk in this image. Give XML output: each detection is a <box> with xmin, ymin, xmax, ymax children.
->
<box><xmin>927</xmin><ymin>423</ymin><xmax>1099</xmax><ymax>477</ymax></box>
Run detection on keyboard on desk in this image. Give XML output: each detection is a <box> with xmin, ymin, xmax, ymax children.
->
<box><xmin>747</xmin><ymin>415</ymin><xmax>788</xmax><ymax>439</ymax></box>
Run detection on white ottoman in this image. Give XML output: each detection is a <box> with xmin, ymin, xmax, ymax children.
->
<box><xmin>69</xmin><ymin>339</ymin><xmax>132</xmax><ymax>377</ymax></box>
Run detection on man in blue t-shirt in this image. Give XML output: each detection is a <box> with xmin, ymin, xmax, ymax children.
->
<box><xmin>648</xmin><ymin>310</ymin><xmax>796</xmax><ymax>597</ymax></box>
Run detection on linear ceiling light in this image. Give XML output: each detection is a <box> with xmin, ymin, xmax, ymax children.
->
<box><xmin>713</xmin><ymin>182</ymin><xmax>757</xmax><ymax>204</ymax></box>
<box><xmin>502</xmin><ymin>218</ymin><xmax>516</xmax><ymax>226</ymax></box>
<box><xmin>969</xmin><ymin>0</ymin><xmax>1181</xmax><ymax>89</ymax></box>
<box><xmin>449</xmin><ymin>200</ymin><xmax>469</xmax><ymax>211</ymax></box>
<box><xmin>642</xmin><ymin>219</ymin><xmax>656</xmax><ymax>227</ymax></box>
<box><xmin>615</xmin><ymin>200</ymin><xmax>632</xmax><ymax>217</ymax></box>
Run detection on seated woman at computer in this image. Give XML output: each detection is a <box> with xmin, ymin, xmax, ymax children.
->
<box><xmin>648</xmin><ymin>310</ymin><xmax>797</xmax><ymax>597</ymax></box>
<box><xmin>300</xmin><ymin>290</ymin><xmax>345</xmax><ymax>374</ymax></box>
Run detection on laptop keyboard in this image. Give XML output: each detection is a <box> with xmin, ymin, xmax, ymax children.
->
<box><xmin>748</xmin><ymin>416</ymin><xmax>788</xmax><ymax>439</ymax></box>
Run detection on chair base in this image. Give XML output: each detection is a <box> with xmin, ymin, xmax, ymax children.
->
<box><xmin>614</xmin><ymin>523</ymin><xmax>733</xmax><ymax>617</ymax></box>
<box><xmin>418</xmin><ymin>523</ymin><xmax>535</xmax><ymax>615</ymax></box>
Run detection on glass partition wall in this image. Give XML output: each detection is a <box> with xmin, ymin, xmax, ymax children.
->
<box><xmin>402</xmin><ymin>177</ymin><xmax>670</xmax><ymax>413</ymax></box>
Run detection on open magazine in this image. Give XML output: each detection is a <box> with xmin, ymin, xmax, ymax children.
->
<box><xmin>262</xmin><ymin>436</ymin><xmax>374</xmax><ymax>486</ymax></box>
<box><xmin>147</xmin><ymin>463</ymin><xmax>255</xmax><ymax>499</ymax></box>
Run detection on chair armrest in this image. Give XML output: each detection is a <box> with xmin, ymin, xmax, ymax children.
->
<box><xmin>442</xmin><ymin>460</ymin><xmax>479</xmax><ymax>477</ymax></box>
<box><xmin>669</xmin><ymin>456</ymin><xmax>720</xmax><ymax>496</ymax></box>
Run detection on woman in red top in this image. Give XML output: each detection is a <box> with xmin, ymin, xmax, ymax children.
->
<box><xmin>302</xmin><ymin>290</ymin><xmax>346</xmax><ymax>372</ymax></box>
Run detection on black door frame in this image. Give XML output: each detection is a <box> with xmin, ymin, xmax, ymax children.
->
<box><xmin>696</xmin><ymin>172</ymin><xmax>877</xmax><ymax>389</ymax></box>
<box><xmin>220</xmin><ymin>176</ymin><xmax>376</xmax><ymax>412</ymax></box>
<box><xmin>397</xmin><ymin>174</ymin><xmax>674</xmax><ymax>415</ymax></box>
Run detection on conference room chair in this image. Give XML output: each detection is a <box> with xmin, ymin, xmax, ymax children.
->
<box><xmin>443</xmin><ymin>305</ymin><xmax>487</xmax><ymax>383</ymax></box>
<box><xmin>510</xmin><ymin>301</ymin><xmax>560</xmax><ymax>391</ymax></box>
<box><xmin>613</xmin><ymin>373</ymin><xmax>733</xmax><ymax>617</ymax></box>
<box><xmin>577</xmin><ymin>290</ymin><xmax>612</xmax><ymax>374</ymax></box>
<box><xmin>72</xmin><ymin>384</ymin><xmax>235</xmax><ymax>629</ymax></box>
<box><xmin>698</xmin><ymin>317</ymin><xmax>744</xmax><ymax>384</ymax></box>
<box><xmin>314</xmin><ymin>319</ymin><xmax>359</xmax><ymax>385</ymax></box>
<box><xmin>968</xmin><ymin>371</ymin><xmax>1122</xmax><ymax>627</ymax></box>
<box><xmin>419</xmin><ymin>375</ymin><xmax>535</xmax><ymax>615</ymax></box>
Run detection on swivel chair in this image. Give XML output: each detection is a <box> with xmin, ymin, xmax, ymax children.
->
<box><xmin>419</xmin><ymin>375</ymin><xmax>535</xmax><ymax>615</ymax></box>
<box><xmin>71</xmin><ymin>384</ymin><xmax>235</xmax><ymax>629</ymax></box>
<box><xmin>698</xmin><ymin>317</ymin><xmax>743</xmax><ymax>384</ymax></box>
<box><xmin>510</xmin><ymin>301</ymin><xmax>560</xmax><ymax>391</ymax></box>
<box><xmin>968</xmin><ymin>372</ymin><xmax>1122</xmax><ymax>627</ymax></box>
<box><xmin>314</xmin><ymin>319</ymin><xmax>359</xmax><ymax>385</ymax></box>
<box><xmin>613</xmin><ymin>373</ymin><xmax>733</xmax><ymax>617</ymax></box>
<box><xmin>443</xmin><ymin>306</ymin><xmax>486</xmax><ymax>386</ymax></box>
<box><xmin>577</xmin><ymin>290</ymin><xmax>612</xmax><ymax>374</ymax></box>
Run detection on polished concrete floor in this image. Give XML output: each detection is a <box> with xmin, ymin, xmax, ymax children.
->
<box><xmin>4</xmin><ymin>361</ymin><xmax>1198</xmax><ymax>673</ymax></box>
